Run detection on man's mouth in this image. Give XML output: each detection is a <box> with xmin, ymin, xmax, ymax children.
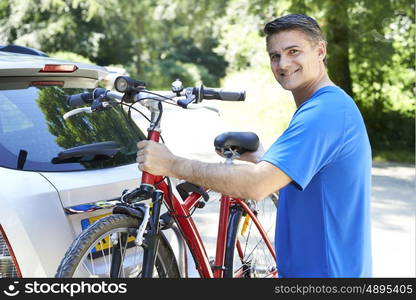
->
<box><xmin>280</xmin><ymin>68</ymin><xmax>301</xmax><ymax>77</ymax></box>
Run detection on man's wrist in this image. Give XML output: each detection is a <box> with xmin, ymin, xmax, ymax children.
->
<box><xmin>169</xmin><ymin>155</ymin><xmax>184</xmax><ymax>178</ymax></box>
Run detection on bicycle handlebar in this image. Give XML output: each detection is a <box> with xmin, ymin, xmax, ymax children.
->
<box><xmin>201</xmin><ymin>87</ymin><xmax>245</xmax><ymax>101</ymax></box>
<box><xmin>64</xmin><ymin>77</ymin><xmax>246</xmax><ymax>120</ymax></box>
<box><xmin>66</xmin><ymin>84</ymin><xmax>245</xmax><ymax>109</ymax></box>
<box><xmin>67</xmin><ymin>88</ymin><xmax>107</xmax><ymax>107</ymax></box>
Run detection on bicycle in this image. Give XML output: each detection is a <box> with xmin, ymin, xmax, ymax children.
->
<box><xmin>55</xmin><ymin>76</ymin><xmax>278</xmax><ymax>278</ymax></box>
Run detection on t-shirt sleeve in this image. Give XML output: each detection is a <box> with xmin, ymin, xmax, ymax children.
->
<box><xmin>261</xmin><ymin>101</ymin><xmax>345</xmax><ymax>190</ymax></box>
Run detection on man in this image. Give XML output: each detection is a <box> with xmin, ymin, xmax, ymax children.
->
<box><xmin>136</xmin><ymin>14</ymin><xmax>372</xmax><ymax>278</ymax></box>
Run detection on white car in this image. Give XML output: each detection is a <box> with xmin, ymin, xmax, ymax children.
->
<box><xmin>0</xmin><ymin>46</ymin><xmax>150</xmax><ymax>277</ymax></box>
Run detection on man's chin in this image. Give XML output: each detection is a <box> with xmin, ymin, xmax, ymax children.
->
<box><xmin>278</xmin><ymin>81</ymin><xmax>298</xmax><ymax>91</ymax></box>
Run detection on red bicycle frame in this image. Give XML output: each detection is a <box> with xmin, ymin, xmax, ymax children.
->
<box><xmin>141</xmin><ymin>129</ymin><xmax>276</xmax><ymax>278</ymax></box>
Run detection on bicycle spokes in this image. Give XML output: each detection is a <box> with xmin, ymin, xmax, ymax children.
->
<box><xmin>73</xmin><ymin>228</ymin><xmax>156</xmax><ymax>278</ymax></box>
<box><xmin>234</xmin><ymin>196</ymin><xmax>277</xmax><ymax>278</ymax></box>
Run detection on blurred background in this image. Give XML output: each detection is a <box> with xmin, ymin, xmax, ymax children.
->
<box><xmin>0</xmin><ymin>0</ymin><xmax>414</xmax><ymax>161</ymax></box>
<box><xmin>0</xmin><ymin>0</ymin><xmax>414</xmax><ymax>277</ymax></box>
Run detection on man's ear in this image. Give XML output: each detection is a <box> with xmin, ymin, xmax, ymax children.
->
<box><xmin>317</xmin><ymin>40</ymin><xmax>327</xmax><ymax>62</ymax></box>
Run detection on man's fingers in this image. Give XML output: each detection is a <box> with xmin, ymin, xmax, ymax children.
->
<box><xmin>136</xmin><ymin>154</ymin><xmax>146</xmax><ymax>171</ymax></box>
<box><xmin>136</xmin><ymin>154</ymin><xmax>144</xmax><ymax>163</ymax></box>
<box><xmin>137</xmin><ymin>140</ymin><xmax>148</xmax><ymax>150</ymax></box>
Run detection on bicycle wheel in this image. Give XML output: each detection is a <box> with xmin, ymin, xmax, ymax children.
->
<box><xmin>56</xmin><ymin>214</ymin><xmax>180</xmax><ymax>278</ymax></box>
<box><xmin>224</xmin><ymin>195</ymin><xmax>278</xmax><ymax>278</ymax></box>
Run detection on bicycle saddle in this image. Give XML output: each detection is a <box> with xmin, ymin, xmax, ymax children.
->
<box><xmin>214</xmin><ymin>131</ymin><xmax>259</xmax><ymax>155</ymax></box>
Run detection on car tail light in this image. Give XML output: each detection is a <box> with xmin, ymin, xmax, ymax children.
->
<box><xmin>30</xmin><ymin>81</ymin><xmax>64</xmax><ymax>86</ymax></box>
<box><xmin>39</xmin><ymin>64</ymin><xmax>78</xmax><ymax>73</ymax></box>
<box><xmin>0</xmin><ymin>225</ymin><xmax>22</xmax><ymax>278</ymax></box>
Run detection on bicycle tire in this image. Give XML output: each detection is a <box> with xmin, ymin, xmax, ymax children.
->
<box><xmin>224</xmin><ymin>197</ymin><xmax>277</xmax><ymax>278</ymax></box>
<box><xmin>55</xmin><ymin>213</ymin><xmax>180</xmax><ymax>278</ymax></box>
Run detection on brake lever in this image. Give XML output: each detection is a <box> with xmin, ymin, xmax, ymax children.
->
<box><xmin>91</xmin><ymin>93</ymin><xmax>109</xmax><ymax>111</ymax></box>
<box><xmin>201</xmin><ymin>105</ymin><xmax>220</xmax><ymax>115</ymax></box>
<box><xmin>63</xmin><ymin>107</ymin><xmax>92</xmax><ymax>120</ymax></box>
<box><xmin>187</xmin><ymin>104</ymin><xmax>220</xmax><ymax>116</ymax></box>
<box><xmin>177</xmin><ymin>87</ymin><xmax>197</xmax><ymax>108</ymax></box>
<box><xmin>63</xmin><ymin>102</ymin><xmax>113</xmax><ymax>120</ymax></box>
<box><xmin>177</xmin><ymin>98</ymin><xmax>193</xmax><ymax>108</ymax></box>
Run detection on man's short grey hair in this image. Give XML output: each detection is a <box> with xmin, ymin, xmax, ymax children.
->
<box><xmin>264</xmin><ymin>14</ymin><xmax>327</xmax><ymax>63</ymax></box>
<box><xmin>264</xmin><ymin>14</ymin><xmax>326</xmax><ymax>43</ymax></box>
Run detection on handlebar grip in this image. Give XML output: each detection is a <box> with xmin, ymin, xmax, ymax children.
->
<box><xmin>202</xmin><ymin>88</ymin><xmax>245</xmax><ymax>101</ymax></box>
<box><xmin>67</xmin><ymin>92</ymin><xmax>92</xmax><ymax>107</ymax></box>
<box><xmin>66</xmin><ymin>88</ymin><xmax>107</xmax><ymax>107</ymax></box>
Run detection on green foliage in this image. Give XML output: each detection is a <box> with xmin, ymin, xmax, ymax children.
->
<box><xmin>212</xmin><ymin>0</ymin><xmax>268</xmax><ymax>72</ymax></box>
<box><xmin>0</xmin><ymin>0</ymin><xmax>413</xmax><ymax>161</ymax></box>
<box><xmin>373</xmin><ymin>149</ymin><xmax>415</xmax><ymax>164</ymax></box>
<box><xmin>230</xmin><ymin>0</ymin><xmax>415</xmax><ymax>157</ymax></box>
<box><xmin>0</xmin><ymin>0</ymin><xmax>227</xmax><ymax>89</ymax></box>
<box><xmin>347</xmin><ymin>0</ymin><xmax>415</xmax><ymax>153</ymax></box>
<box><xmin>113</xmin><ymin>0</ymin><xmax>228</xmax><ymax>88</ymax></box>
<box><xmin>48</xmin><ymin>51</ymin><xmax>93</xmax><ymax>64</ymax></box>
<box><xmin>140</xmin><ymin>59</ymin><xmax>213</xmax><ymax>89</ymax></box>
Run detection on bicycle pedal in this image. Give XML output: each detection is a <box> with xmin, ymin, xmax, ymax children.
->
<box><xmin>195</xmin><ymin>200</ymin><xmax>205</xmax><ymax>209</ymax></box>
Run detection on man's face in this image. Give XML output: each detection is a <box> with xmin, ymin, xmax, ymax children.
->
<box><xmin>267</xmin><ymin>29</ymin><xmax>325</xmax><ymax>91</ymax></box>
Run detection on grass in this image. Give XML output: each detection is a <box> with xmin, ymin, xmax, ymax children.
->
<box><xmin>373</xmin><ymin>150</ymin><xmax>415</xmax><ymax>165</ymax></box>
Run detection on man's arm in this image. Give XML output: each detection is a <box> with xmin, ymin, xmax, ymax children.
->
<box><xmin>137</xmin><ymin>141</ymin><xmax>292</xmax><ymax>201</ymax></box>
<box><xmin>171</xmin><ymin>157</ymin><xmax>291</xmax><ymax>201</ymax></box>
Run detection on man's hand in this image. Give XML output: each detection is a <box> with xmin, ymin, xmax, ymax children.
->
<box><xmin>136</xmin><ymin>140</ymin><xmax>176</xmax><ymax>176</ymax></box>
<box><xmin>239</xmin><ymin>142</ymin><xmax>265</xmax><ymax>163</ymax></box>
<box><xmin>215</xmin><ymin>142</ymin><xmax>265</xmax><ymax>164</ymax></box>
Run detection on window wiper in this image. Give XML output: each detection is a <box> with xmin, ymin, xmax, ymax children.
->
<box><xmin>52</xmin><ymin>141</ymin><xmax>121</xmax><ymax>164</ymax></box>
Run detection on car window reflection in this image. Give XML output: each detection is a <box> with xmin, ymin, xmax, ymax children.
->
<box><xmin>0</xmin><ymin>87</ymin><xmax>145</xmax><ymax>171</ymax></box>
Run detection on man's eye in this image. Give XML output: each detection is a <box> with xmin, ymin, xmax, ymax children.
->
<box><xmin>270</xmin><ymin>54</ymin><xmax>280</xmax><ymax>61</ymax></box>
<box><xmin>289</xmin><ymin>49</ymin><xmax>299</xmax><ymax>55</ymax></box>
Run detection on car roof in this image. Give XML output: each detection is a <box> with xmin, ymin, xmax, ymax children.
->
<box><xmin>0</xmin><ymin>51</ymin><xmax>108</xmax><ymax>80</ymax></box>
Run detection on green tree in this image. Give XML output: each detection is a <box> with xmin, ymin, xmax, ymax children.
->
<box><xmin>121</xmin><ymin>0</ymin><xmax>228</xmax><ymax>88</ymax></box>
<box><xmin>216</xmin><ymin>0</ymin><xmax>415</xmax><ymax>159</ymax></box>
<box><xmin>1</xmin><ymin>0</ymin><xmax>413</xmax><ymax>160</ymax></box>
<box><xmin>0</xmin><ymin>0</ymin><xmax>228</xmax><ymax>88</ymax></box>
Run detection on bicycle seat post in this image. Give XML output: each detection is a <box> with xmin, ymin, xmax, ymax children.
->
<box><xmin>223</xmin><ymin>149</ymin><xmax>240</xmax><ymax>165</ymax></box>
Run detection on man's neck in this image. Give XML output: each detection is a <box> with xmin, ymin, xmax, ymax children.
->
<box><xmin>292</xmin><ymin>73</ymin><xmax>335</xmax><ymax>107</ymax></box>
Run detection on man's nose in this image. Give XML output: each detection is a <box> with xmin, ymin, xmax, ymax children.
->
<box><xmin>277</xmin><ymin>55</ymin><xmax>291</xmax><ymax>71</ymax></box>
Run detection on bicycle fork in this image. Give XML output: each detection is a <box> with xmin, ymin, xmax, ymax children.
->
<box><xmin>141</xmin><ymin>189</ymin><xmax>164</xmax><ymax>278</ymax></box>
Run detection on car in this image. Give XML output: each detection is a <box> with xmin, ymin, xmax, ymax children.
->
<box><xmin>0</xmin><ymin>45</ymin><xmax>152</xmax><ymax>277</ymax></box>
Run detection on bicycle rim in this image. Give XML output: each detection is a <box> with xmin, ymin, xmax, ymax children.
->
<box><xmin>225</xmin><ymin>195</ymin><xmax>277</xmax><ymax>278</ymax></box>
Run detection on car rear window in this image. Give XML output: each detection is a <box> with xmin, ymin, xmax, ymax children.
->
<box><xmin>0</xmin><ymin>86</ymin><xmax>146</xmax><ymax>171</ymax></box>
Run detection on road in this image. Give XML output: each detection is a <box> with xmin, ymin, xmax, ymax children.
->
<box><xmin>371</xmin><ymin>162</ymin><xmax>415</xmax><ymax>277</ymax></box>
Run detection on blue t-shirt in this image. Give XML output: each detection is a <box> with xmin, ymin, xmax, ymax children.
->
<box><xmin>261</xmin><ymin>86</ymin><xmax>372</xmax><ymax>278</ymax></box>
